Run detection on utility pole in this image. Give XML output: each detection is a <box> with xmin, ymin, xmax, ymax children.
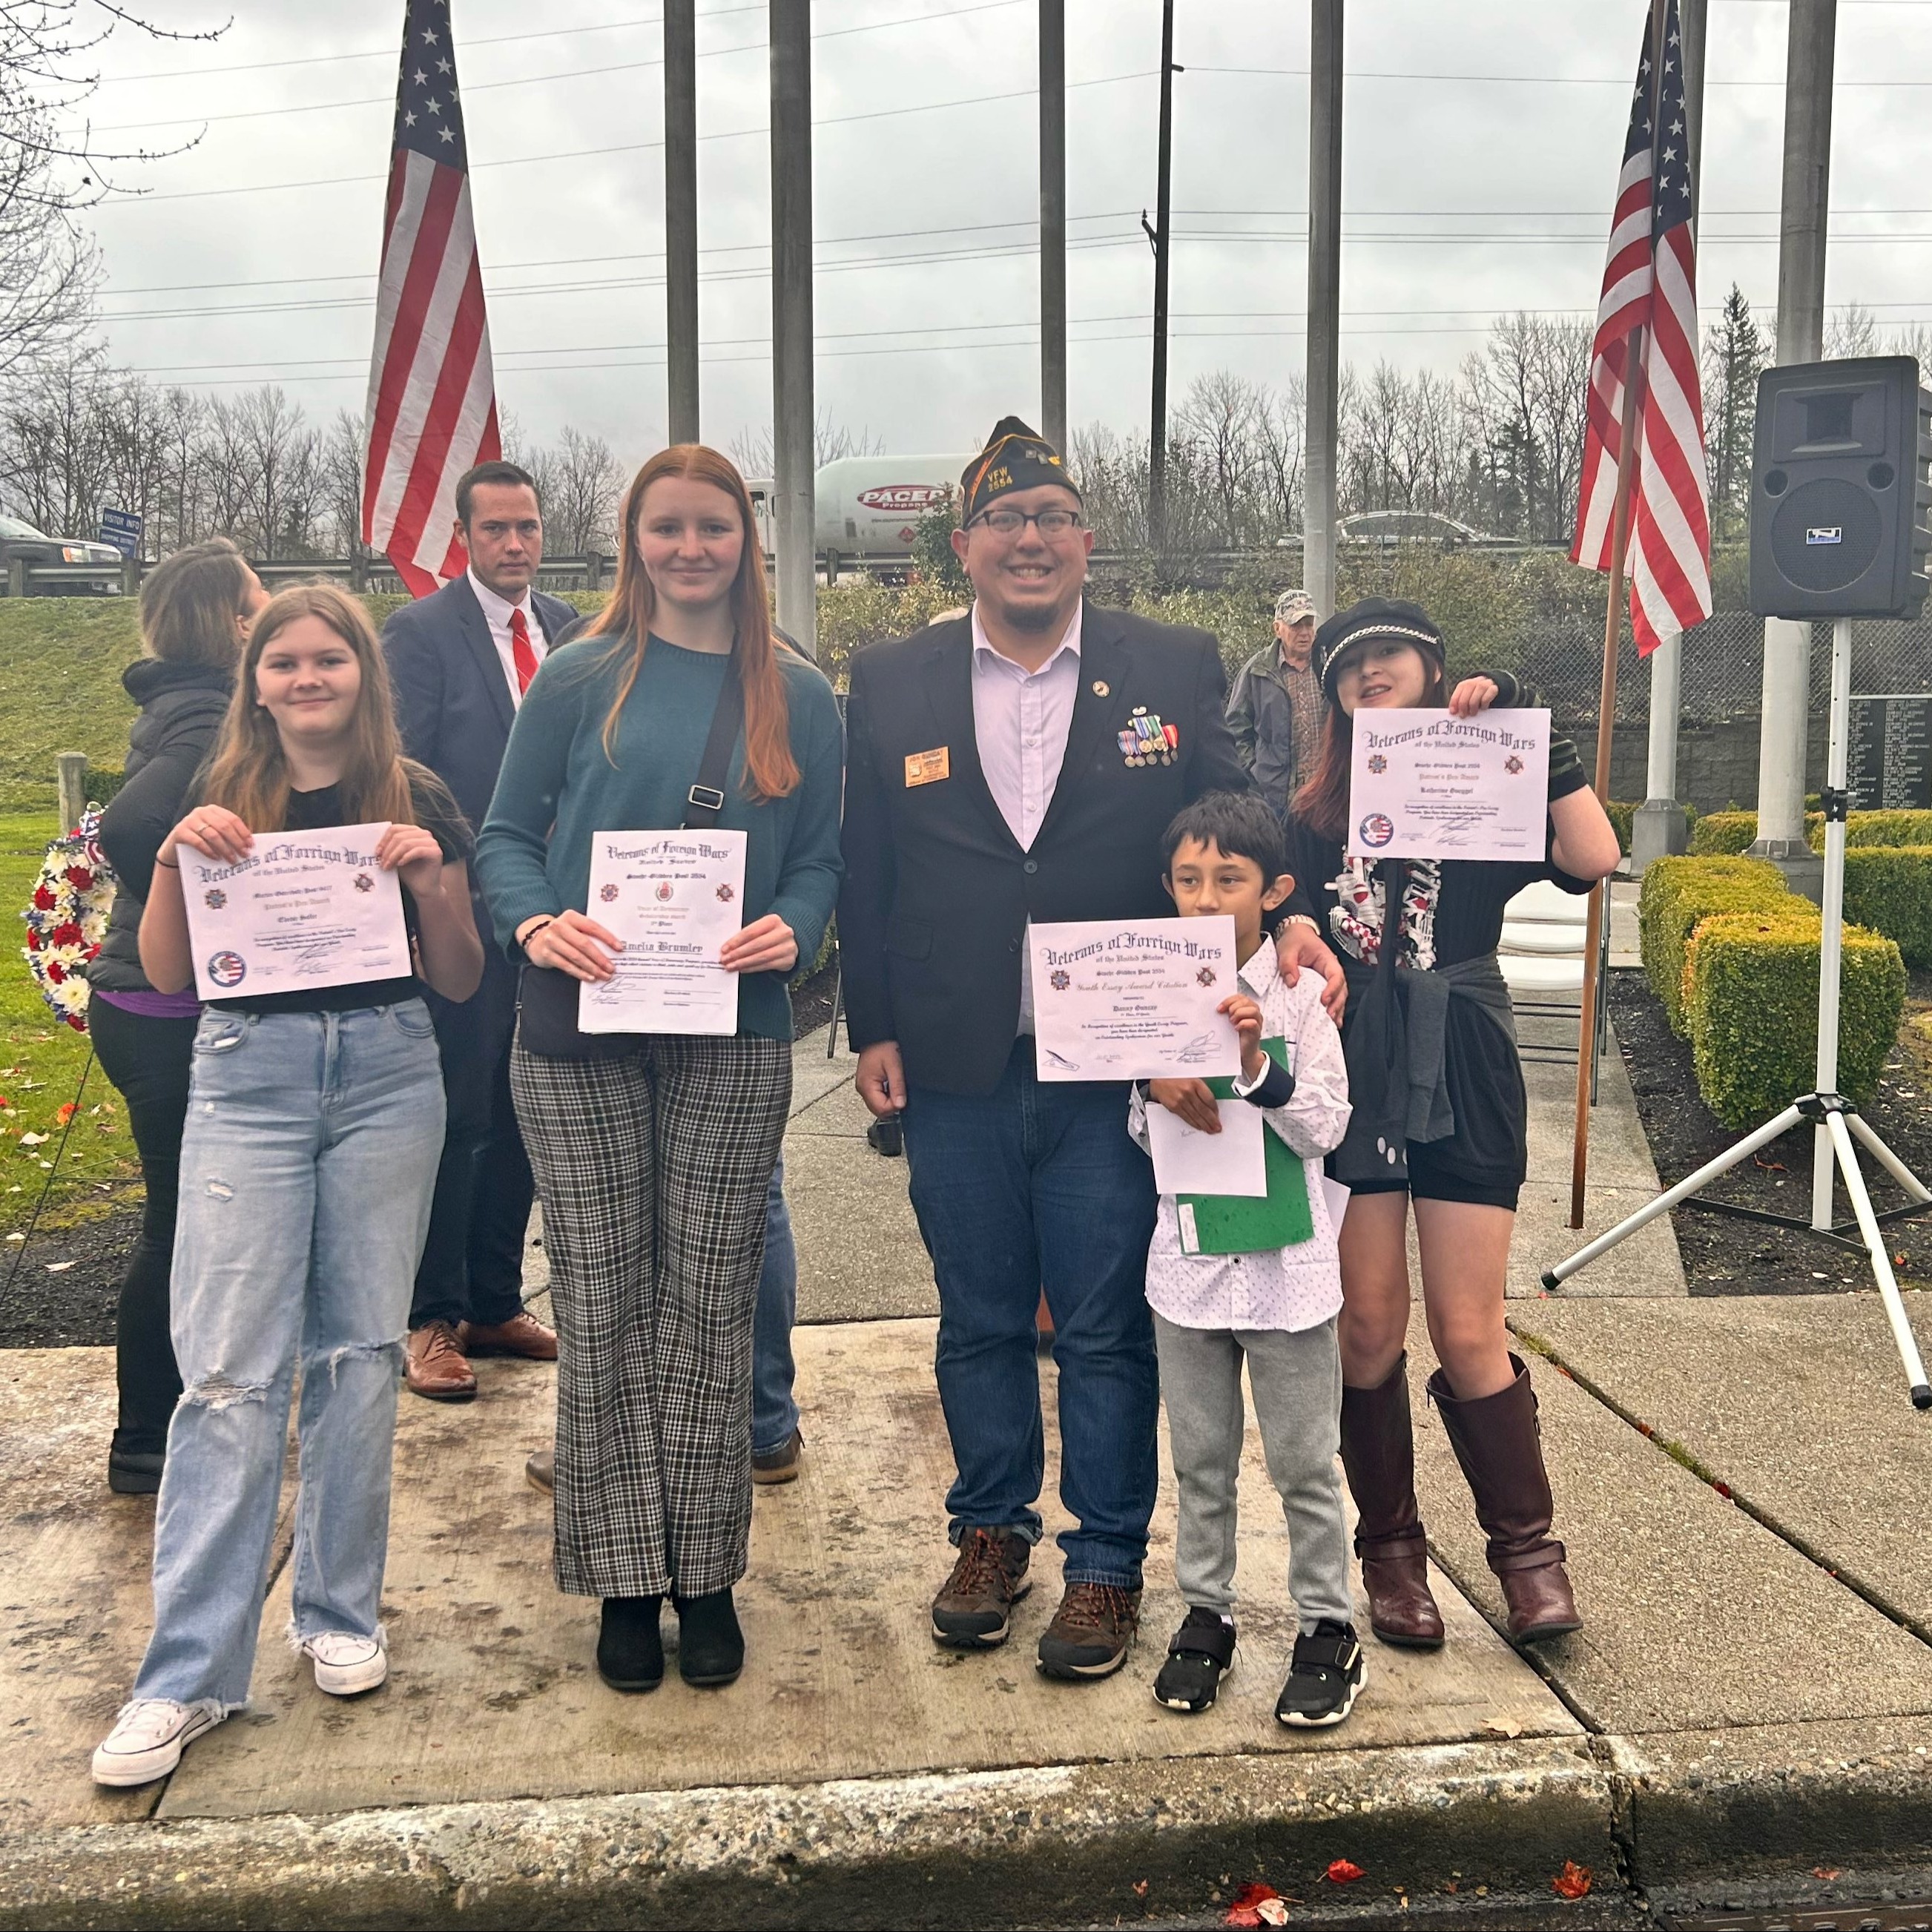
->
<box><xmin>1143</xmin><ymin>0</ymin><xmax>1176</xmax><ymax>554</ymax></box>
<box><xmin>1038</xmin><ymin>0</ymin><xmax>1066</xmax><ymax>454</ymax></box>
<box><xmin>1750</xmin><ymin>0</ymin><xmax>1835</xmax><ymax>891</ymax></box>
<box><xmin>1632</xmin><ymin>0</ymin><xmax>1706</xmax><ymax>872</ymax></box>
<box><xmin>665</xmin><ymin>0</ymin><xmax>699</xmax><ymax>445</ymax></box>
<box><xmin>1303</xmin><ymin>0</ymin><xmax>1343</xmax><ymax>618</ymax></box>
<box><xmin>770</xmin><ymin>0</ymin><xmax>816</xmax><ymax>656</ymax></box>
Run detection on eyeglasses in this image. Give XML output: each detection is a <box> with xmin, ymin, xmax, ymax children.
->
<box><xmin>969</xmin><ymin>507</ymin><xmax>1084</xmax><ymax>538</ymax></box>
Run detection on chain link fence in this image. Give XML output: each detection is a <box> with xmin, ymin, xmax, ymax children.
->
<box><xmin>1529</xmin><ymin>610</ymin><xmax>1932</xmax><ymax>727</ymax></box>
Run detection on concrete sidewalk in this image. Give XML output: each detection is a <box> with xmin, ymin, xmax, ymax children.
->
<box><xmin>3</xmin><ymin>1021</ymin><xmax>1932</xmax><ymax>1930</ymax></box>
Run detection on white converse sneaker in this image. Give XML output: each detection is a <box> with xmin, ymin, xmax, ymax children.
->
<box><xmin>91</xmin><ymin>1699</ymin><xmax>222</xmax><ymax>1787</ymax></box>
<box><xmin>300</xmin><ymin>1629</ymin><xmax>388</xmax><ymax>1696</ymax></box>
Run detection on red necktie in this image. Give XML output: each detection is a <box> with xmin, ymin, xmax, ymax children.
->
<box><xmin>510</xmin><ymin>606</ymin><xmax>538</xmax><ymax>696</ymax></box>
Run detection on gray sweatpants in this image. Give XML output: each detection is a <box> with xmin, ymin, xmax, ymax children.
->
<box><xmin>1153</xmin><ymin>1310</ymin><xmax>1354</xmax><ymax>1631</ymax></box>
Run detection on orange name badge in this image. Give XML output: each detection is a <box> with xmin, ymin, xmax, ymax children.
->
<box><xmin>904</xmin><ymin>746</ymin><xmax>951</xmax><ymax>788</ymax></box>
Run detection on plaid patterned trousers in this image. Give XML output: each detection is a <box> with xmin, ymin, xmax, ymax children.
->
<box><xmin>511</xmin><ymin>1036</ymin><xmax>791</xmax><ymax>1598</ymax></box>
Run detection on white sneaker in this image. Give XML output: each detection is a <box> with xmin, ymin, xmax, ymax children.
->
<box><xmin>91</xmin><ymin>1699</ymin><xmax>222</xmax><ymax>1787</ymax></box>
<box><xmin>300</xmin><ymin>1629</ymin><xmax>389</xmax><ymax>1696</ymax></box>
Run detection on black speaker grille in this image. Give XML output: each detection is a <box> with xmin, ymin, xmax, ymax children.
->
<box><xmin>1770</xmin><ymin>478</ymin><xmax>1882</xmax><ymax>591</ymax></box>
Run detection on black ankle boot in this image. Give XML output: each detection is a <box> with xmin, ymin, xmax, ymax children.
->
<box><xmin>674</xmin><ymin>1587</ymin><xmax>744</xmax><ymax>1687</ymax></box>
<box><xmin>596</xmin><ymin>1595</ymin><xmax>665</xmax><ymax>1692</ymax></box>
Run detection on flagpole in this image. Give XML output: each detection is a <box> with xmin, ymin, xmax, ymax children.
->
<box><xmin>1570</xmin><ymin>340</ymin><xmax>1646</xmax><ymax>1230</ymax></box>
<box><xmin>1571</xmin><ymin>0</ymin><xmax>1672</xmax><ymax>1231</ymax></box>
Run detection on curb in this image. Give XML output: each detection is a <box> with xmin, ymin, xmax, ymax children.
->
<box><xmin>0</xmin><ymin>1738</ymin><xmax>1618</xmax><ymax>1931</ymax></box>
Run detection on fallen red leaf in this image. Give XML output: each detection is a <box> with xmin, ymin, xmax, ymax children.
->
<box><xmin>54</xmin><ymin>1102</ymin><xmax>76</xmax><ymax>1126</ymax></box>
<box><xmin>1552</xmin><ymin>1860</ymin><xmax>1593</xmax><ymax>1900</ymax></box>
<box><xmin>1813</xmin><ymin>1866</ymin><xmax>1841</xmax><ymax>1881</ymax></box>
<box><xmin>1325</xmin><ymin>1859</ymin><xmax>1365</xmax><ymax>1884</ymax></box>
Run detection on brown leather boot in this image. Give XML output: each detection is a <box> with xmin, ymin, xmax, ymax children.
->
<box><xmin>1428</xmin><ymin>1355</ymin><xmax>1583</xmax><ymax>1644</ymax></box>
<box><xmin>1340</xmin><ymin>1353</ymin><xmax>1445</xmax><ymax>1649</ymax></box>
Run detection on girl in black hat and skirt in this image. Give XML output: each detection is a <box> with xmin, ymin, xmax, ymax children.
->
<box><xmin>1282</xmin><ymin>599</ymin><xmax>1620</xmax><ymax>1649</ymax></box>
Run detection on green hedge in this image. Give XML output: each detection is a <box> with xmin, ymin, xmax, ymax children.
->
<box><xmin>1689</xmin><ymin>808</ymin><xmax>1932</xmax><ymax>856</ymax></box>
<box><xmin>1839</xmin><ymin>845</ymin><xmax>1932</xmax><ymax>966</ymax></box>
<box><xmin>1638</xmin><ymin>854</ymin><xmax>1793</xmax><ymax>1032</ymax></box>
<box><xmin>1685</xmin><ymin>909</ymin><xmax>1905</xmax><ymax>1128</ymax></box>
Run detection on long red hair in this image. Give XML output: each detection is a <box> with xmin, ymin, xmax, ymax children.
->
<box><xmin>583</xmin><ymin>444</ymin><xmax>798</xmax><ymax>802</ymax></box>
<box><xmin>1292</xmin><ymin>659</ymin><xmax>1446</xmax><ymax>840</ymax></box>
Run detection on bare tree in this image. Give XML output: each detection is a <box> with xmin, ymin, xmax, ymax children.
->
<box><xmin>537</xmin><ymin>424</ymin><xmax>622</xmax><ymax>554</ymax></box>
<box><xmin>317</xmin><ymin>407</ymin><xmax>367</xmax><ymax>560</ymax></box>
<box><xmin>728</xmin><ymin>412</ymin><xmax>885</xmax><ymax>478</ymax></box>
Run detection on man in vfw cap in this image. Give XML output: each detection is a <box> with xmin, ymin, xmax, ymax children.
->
<box><xmin>839</xmin><ymin>417</ymin><xmax>1345</xmax><ymax>1681</ymax></box>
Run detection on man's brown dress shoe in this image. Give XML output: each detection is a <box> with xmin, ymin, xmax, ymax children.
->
<box><xmin>526</xmin><ymin>1448</ymin><xmax>554</xmax><ymax>1493</ymax></box>
<box><xmin>406</xmin><ymin>1321</ymin><xmax>478</xmax><ymax>1401</ymax></box>
<box><xmin>459</xmin><ymin>1312</ymin><xmax>558</xmax><ymax>1360</ymax></box>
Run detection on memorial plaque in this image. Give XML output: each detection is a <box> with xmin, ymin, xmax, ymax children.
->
<box><xmin>1847</xmin><ymin>695</ymin><xmax>1932</xmax><ymax>810</ymax></box>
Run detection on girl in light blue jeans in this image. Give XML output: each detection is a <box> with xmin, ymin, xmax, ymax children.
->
<box><xmin>93</xmin><ymin>584</ymin><xmax>484</xmax><ymax>1787</ymax></box>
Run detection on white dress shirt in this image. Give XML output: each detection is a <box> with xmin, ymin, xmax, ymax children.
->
<box><xmin>467</xmin><ymin>567</ymin><xmax>547</xmax><ymax>710</ymax></box>
<box><xmin>1128</xmin><ymin>946</ymin><xmax>1353</xmax><ymax>1333</ymax></box>
<box><xmin>970</xmin><ymin>601</ymin><xmax>1084</xmax><ymax>1032</ymax></box>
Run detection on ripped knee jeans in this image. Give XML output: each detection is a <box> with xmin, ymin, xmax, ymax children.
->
<box><xmin>131</xmin><ymin>1003</ymin><xmax>444</xmax><ymax>1712</ymax></box>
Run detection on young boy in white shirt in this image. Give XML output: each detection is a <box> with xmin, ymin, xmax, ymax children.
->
<box><xmin>1130</xmin><ymin>790</ymin><xmax>1360</xmax><ymax>1724</ymax></box>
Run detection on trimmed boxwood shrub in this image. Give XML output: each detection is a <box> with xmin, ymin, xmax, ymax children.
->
<box><xmin>1638</xmin><ymin>854</ymin><xmax>1792</xmax><ymax>1032</ymax></box>
<box><xmin>1840</xmin><ymin>845</ymin><xmax>1932</xmax><ymax>966</ymax></box>
<box><xmin>1684</xmin><ymin>909</ymin><xmax>1905</xmax><ymax>1128</ymax></box>
<box><xmin>1689</xmin><ymin>808</ymin><xmax>1932</xmax><ymax>857</ymax></box>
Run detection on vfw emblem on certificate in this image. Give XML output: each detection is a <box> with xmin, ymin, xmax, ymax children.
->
<box><xmin>655</xmin><ymin>880</ymin><xmax>674</xmax><ymax>902</ymax></box>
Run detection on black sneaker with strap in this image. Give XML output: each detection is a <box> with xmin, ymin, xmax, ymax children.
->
<box><xmin>1152</xmin><ymin>1606</ymin><xmax>1236</xmax><ymax>1713</ymax></box>
<box><xmin>931</xmin><ymin>1528</ymin><xmax>1032</xmax><ymax>1649</ymax></box>
<box><xmin>1274</xmin><ymin>1618</ymin><xmax>1366</xmax><ymax>1727</ymax></box>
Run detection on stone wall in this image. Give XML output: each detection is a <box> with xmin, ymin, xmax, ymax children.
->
<box><xmin>1561</xmin><ymin>715</ymin><xmax>1829</xmax><ymax>814</ymax></box>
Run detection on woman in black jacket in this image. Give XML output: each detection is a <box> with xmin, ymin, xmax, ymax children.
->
<box><xmin>88</xmin><ymin>538</ymin><xmax>266</xmax><ymax>1493</ymax></box>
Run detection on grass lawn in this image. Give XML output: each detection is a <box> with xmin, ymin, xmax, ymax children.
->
<box><xmin>0</xmin><ymin>599</ymin><xmax>142</xmax><ymax>809</ymax></box>
<box><xmin>1</xmin><ymin>810</ymin><xmax>139</xmax><ymax>1236</ymax></box>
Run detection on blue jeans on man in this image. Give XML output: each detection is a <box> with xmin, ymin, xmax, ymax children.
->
<box><xmin>753</xmin><ymin>1154</ymin><xmax>799</xmax><ymax>1456</ymax></box>
<box><xmin>899</xmin><ymin>1039</ymin><xmax>1160</xmax><ymax>1589</ymax></box>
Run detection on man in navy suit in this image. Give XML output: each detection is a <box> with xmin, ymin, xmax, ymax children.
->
<box><xmin>383</xmin><ymin>460</ymin><xmax>573</xmax><ymax>1401</ymax></box>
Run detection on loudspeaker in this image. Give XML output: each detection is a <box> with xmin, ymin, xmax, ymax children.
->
<box><xmin>1749</xmin><ymin>355</ymin><xmax>1932</xmax><ymax>621</ymax></box>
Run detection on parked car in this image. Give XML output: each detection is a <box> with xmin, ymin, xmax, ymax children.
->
<box><xmin>1335</xmin><ymin>510</ymin><xmax>1494</xmax><ymax>549</ymax></box>
<box><xmin>0</xmin><ymin>515</ymin><xmax>124</xmax><ymax>594</ymax></box>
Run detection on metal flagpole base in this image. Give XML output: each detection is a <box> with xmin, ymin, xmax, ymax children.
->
<box><xmin>1544</xmin><ymin>1092</ymin><xmax>1932</xmax><ymax>1408</ymax></box>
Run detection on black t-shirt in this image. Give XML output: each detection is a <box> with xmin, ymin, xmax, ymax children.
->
<box><xmin>208</xmin><ymin>772</ymin><xmax>474</xmax><ymax>1016</ymax></box>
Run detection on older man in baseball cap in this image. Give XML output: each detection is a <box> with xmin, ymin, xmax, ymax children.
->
<box><xmin>1227</xmin><ymin>586</ymin><xmax>1322</xmax><ymax>820</ymax></box>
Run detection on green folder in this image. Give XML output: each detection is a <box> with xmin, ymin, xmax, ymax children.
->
<box><xmin>1176</xmin><ymin>1037</ymin><xmax>1316</xmax><ymax>1256</ymax></box>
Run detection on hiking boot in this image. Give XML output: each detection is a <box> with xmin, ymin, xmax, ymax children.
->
<box><xmin>930</xmin><ymin>1528</ymin><xmax>1032</xmax><ymax>1649</ymax></box>
<box><xmin>405</xmin><ymin>1320</ymin><xmax>477</xmax><ymax>1401</ymax></box>
<box><xmin>1038</xmin><ymin>1580</ymin><xmax>1141</xmax><ymax>1680</ymax></box>
<box><xmin>751</xmin><ymin>1427</ymin><xmax>803</xmax><ymax>1486</ymax></box>
<box><xmin>1275</xmin><ymin>1619</ymin><xmax>1366</xmax><ymax>1727</ymax></box>
<box><xmin>1152</xmin><ymin>1606</ymin><xmax>1236</xmax><ymax>1713</ymax></box>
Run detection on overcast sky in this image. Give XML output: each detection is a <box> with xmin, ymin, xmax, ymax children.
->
<box><xmin>69</xmin><ymin>0</ymin><xmax>1932</xmax><ymax>468</ymax></box>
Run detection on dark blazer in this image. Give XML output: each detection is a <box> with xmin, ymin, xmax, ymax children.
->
<box><xmin>838</xmin><ymin>600</ymin><xmax>1252</xmax><ymax>1096</ymax></box>
<box><xmin>382</xmin><ymin>573</ymin><xmax>576</xmax><ymax>837</ymax></box>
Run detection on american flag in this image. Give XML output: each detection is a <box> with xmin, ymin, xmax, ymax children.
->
<box><xmin>362</xmin><ymin>0</ymin><xmax>501</xmax><ymax>599</ymax></box>
<box><xmin>1571</xmin><ymin>0</ymin><xmax>1711</xmax><ymax>657</ymax></box>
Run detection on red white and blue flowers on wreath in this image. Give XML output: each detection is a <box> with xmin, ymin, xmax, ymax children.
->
<box><xmin>21</xmin><ymin>810</ymin><xmax>116</xmax><ymax>1032</ymax></box>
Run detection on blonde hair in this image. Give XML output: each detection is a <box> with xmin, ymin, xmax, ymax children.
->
<box><xmin>583</xmin><ymin>444</ymin><xmax>799</xmax><ymax>802</ymax></box>
<box><xmin>200</xmin><ymin>582</ymin><xmax>419</xmax><ymax>833</ymax></box>
<box><xmin>137</xmin><ymin>537</ymin><xmax>254</xmax><ymax>671</ymax></box>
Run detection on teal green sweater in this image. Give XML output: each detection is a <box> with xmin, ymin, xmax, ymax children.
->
<box><xmin>475</xmin><ymin>633</ymin><xmax>845</xmax><ymax>1041</ymax></box>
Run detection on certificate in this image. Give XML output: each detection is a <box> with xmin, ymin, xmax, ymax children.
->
<box><xmin>1147</xmin><ymin>1098</ymin><xmax>1267</xmax><ymax>1198</ymax></box>
<box><xmin>179</xmin><ymin>822</ymin><xmax>409</xmax><ymax>1001</ymax></box>
<box><xmin>1349</xmin><ymin>708</ymin><xmax>1551</xmax><ymax>861</ymax></box>
<box><xmin>579</xmin><ymin>829</ymin><xmax>748</xmax><ymax>1036</ymax></box>
<box><xmin>1029</xmin><ymin>916</ymin><xmax>1242</xmax><ymax>1082</ymax></box>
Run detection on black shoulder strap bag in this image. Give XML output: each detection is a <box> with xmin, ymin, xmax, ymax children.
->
<box><xmin>515</xmin><ymin>654</ymin><xmax>746</xmax><ymax>1059</ymax></box>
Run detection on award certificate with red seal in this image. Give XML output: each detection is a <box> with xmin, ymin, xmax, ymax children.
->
<box><xmin>180</xmin><ymin>822</ymin><xmax>408</xmax><ymax>1000</ymax></box>
<box><xmin>1348</xmin><ymin>707</ymin><xmax>1550</xmax><ymax>861</ymax></box>
<box><xmin>579</xmin><ymin>828</ymin><xmax>748</xmax><ymax>1035</ymax></box>
<box><xmin>1027</xmin><ymin>915</ymin><xmax>1241</xmax><ymax>1082</ymax></box>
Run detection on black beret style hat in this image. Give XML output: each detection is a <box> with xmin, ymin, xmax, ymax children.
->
<box><xmin>1312</xmin><ymin>596</ymin><xmax>1446</xmax><ymax>700</ymax></box>
<box><xmin>959</xmin><ymin>415</ymin><xmax>1082</xmax><ymax>524</ymax></box>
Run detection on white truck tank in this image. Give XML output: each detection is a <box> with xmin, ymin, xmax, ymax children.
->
<box><xmin>814</xmin><ymin>455</ymin><xmax>974</xmax><ymax>556</ymax></box>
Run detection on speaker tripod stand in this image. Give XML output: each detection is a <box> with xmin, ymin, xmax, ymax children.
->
<box><xmin>1544</xmin><ymin>617</ymin><xmax>1932</xmax><ymax>1409</ymax></box>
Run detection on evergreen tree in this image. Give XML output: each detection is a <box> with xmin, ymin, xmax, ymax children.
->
<box><xmin>1704</xmin><ymin>284</ymin><xmax>1767</xmax><ymax>544</ymax></box>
